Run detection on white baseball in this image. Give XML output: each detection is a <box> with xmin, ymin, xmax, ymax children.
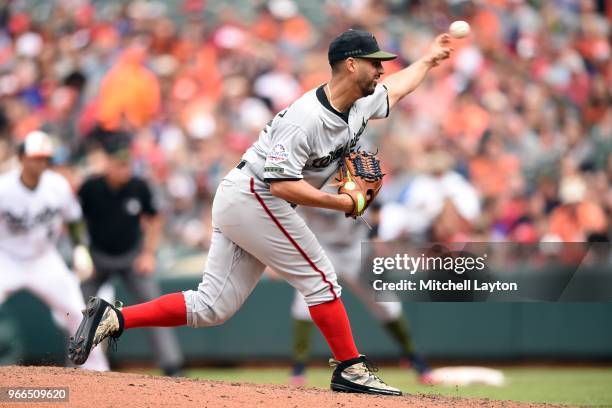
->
<box><xmin>449</xmin><ymin>20</ymin><xmax>470</xmax><ymax>39</ymax></box>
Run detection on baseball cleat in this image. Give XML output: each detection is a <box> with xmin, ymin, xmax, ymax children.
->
<box><xmin>330</xmin><ymin>355</ymin><xmax>402</xmax><ymax>396</ymax></box>
<box><xmin>289</xmin><ymin>374</ymin><xmax>306</xmax><ymax>387</ymax></box>
<box><xmin>68</xmin><ymin>297</ymin><xmax>124</xmax><ymax>365</ymax></box>
<box><xmin>403</xmin><ymin>355</ymin><xmax>437</xmax><ymax>384</ymax></box>
<box><xmin>418</xmin><ymin>372</ymin><xmax>438</xmax><ymax>385</ymax></box>
<box><xmin>289</xmin><ymin>362</ymin><xmax>306</xmax><ymax>387</ymax></box>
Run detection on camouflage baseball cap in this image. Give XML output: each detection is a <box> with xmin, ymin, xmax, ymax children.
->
<box><xmin>328</xmin><ymin>29</ymin><xmax>397</xmax><ymax>64</ymax></box>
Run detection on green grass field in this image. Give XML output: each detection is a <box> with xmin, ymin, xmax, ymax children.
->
<box><xmin>129</xmin><ymin>366</ymin><xmax>612</xmax><ymax>407</ymax></box>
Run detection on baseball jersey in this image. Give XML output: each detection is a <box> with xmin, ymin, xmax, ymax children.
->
<box><xmin>0</xmin><ymin>169</ymin><xmax>81</xmax><ymax>259</ymax></box>
<box><xmin>241</xmin><ymin>83</ymin><xmax>389</xmax><ymax>189</ymax></box>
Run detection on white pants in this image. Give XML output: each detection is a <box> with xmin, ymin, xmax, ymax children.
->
<box><xmin>0</xmin><ymin>249</ymin><xmax>109</xmax><ymax>371</ymax></box>
<box><xmin>291</xmin><ymin>241</ymin><xmax>402</xmax><ymax>322</ymax></box>
<box><xmin>183</xmin><ymin>168</ymin><xmax>342</xmax><ymax>328</ymax></box>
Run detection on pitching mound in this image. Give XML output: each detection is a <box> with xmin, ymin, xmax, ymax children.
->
<box><xmin>0</xmin><ymin>366</ymin><xmax>568</xmax><ymax>407</ymax></box>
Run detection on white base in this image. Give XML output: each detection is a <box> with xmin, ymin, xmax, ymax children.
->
<box><xmin>429</xmin><ymin>366</ymin><xmax>505</xmax><ymax>386</ymax></box>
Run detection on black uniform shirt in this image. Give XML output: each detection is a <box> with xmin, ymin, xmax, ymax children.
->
<box><xmin>78</xmin><ymin>176</ymin><xmax>157</xmax><ymax>255</ymax></box>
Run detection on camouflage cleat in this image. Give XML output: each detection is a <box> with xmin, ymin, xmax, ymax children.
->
<box><xmin>68</xmin><ymin>297</ymin><xmax>124</xmax><ymax>365</ymax></box>
<box><xmin>330</xmin><ymin>355</ymin><xmax>402</xmax><ymax>396</ymax></box>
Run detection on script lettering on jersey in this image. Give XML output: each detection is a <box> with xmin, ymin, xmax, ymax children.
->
<box><xmin>1</xmin><ymin>207</ymin><xmax>61</xmax><ymax>233</ymax></box>
<box><xmin>311</xmin><ymin>118</ymin><xmax>368</xmax><ymax>168</ymax></box>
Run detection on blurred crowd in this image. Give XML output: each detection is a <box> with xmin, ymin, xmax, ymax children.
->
<box><xmin>0</xmin><ymin>0</ymin><xmax>610</xmax><ymax>257</ymax></box>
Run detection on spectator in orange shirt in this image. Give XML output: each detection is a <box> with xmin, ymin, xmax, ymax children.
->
<box><xmin>547</xmin><ymin>176</ymin><xmax>608</xmax><ymax>242</ymax></box>
<box><xmin>96</xmin><ymin>38</ymin><xmax>161</xmax><ymax>132</ymax></box>
<box><xmin>443</xmin><ymin>92</ymin><xmax>490</xmax><ymax>150</ymax></box>
<box><xmin>469</xmin><ymin>131</ymin><xmax>521</xmax><ymax>200</ymax></box>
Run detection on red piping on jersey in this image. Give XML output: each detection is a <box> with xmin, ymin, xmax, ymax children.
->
<box><xmin>249</xmin><ymin>177</ymin><xmax>337</xmax><ymax>300</ymax></box>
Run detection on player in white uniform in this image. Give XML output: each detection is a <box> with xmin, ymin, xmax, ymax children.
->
<box><xmin>0</xmin><ymin>131</ymin><xmax>108</xmax><ymax>371</ymax></box>
<box><xmin>70</xmin><ymin>29</ymin><xmax>452</xmax><ymax>395</ymax></box>
<box><xmin>289</xmin><ymin>197</ymin><xmax>434</xmax><ymax>386</ymax></box>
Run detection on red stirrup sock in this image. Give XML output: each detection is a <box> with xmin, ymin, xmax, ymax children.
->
<box><xmin>122</xmin><ymin>293</ymin><xmax>187</xmax><ymax>329</ymax></box>
<box><xmin>309</xmin><ymin>298</ymin><xmax>359</xmax><ymax>361</ymax></box>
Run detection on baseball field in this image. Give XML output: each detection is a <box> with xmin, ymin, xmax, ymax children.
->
<box><xmin>118</xmin><ymin>365</ymin><xmax>611</xmax><ymax>407</ymax></box>
<box><xmin>186</xmin><ymin>366</ymin><xmax>612</xmax><ymax>406</ymax></box>
<box><xmin>3</xmin><ymin>365</ymin><xmax>611</xmax><ymax>407</ymax></box>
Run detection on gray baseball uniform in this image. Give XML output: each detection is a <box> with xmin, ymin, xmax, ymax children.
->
<box><xmin>183</xmin><ymin>84</ymin><xmax>389</xmax><ymax>328</ymax></box>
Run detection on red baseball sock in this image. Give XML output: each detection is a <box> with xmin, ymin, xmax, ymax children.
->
<box><xmin>309</xmin><ymin>298</ymin><xmax>359</xmax><ymax>361</ymax></box>
<box><xmin>122</xmin><ymin>293</ymin><xmax>187</xmax><ymax>329</ymax></box>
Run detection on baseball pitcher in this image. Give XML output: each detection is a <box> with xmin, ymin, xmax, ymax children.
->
<box><xmin>69</xmin><ymin>29</ymin><xmax>452</xmax><ymax>395</ymax></box>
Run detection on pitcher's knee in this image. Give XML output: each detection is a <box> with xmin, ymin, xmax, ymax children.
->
<box><xmin>182</xmin><ymin>289</ymin><xmax>238</xmax><ymax>328</ymax></box>
<box><xmin>302</xmin><ymin>281</ymin><xmax>343</xmax><ymax>307</ymax></box>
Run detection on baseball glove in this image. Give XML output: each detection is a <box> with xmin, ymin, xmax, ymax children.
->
<box><xmin>336</xmin><ymin>149</ymin><xmax>385</xmax><ymax>218</ymax></box>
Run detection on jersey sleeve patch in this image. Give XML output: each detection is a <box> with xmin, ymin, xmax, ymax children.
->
<box><xmin>263</xmin><ymin>124</ymin><xmax>308</xmax><ymax>180</ymax></box>
<box><xmin>266</xmin><ymin>143</ymin><xmax>290</xmax><ymax>164</ymax></box>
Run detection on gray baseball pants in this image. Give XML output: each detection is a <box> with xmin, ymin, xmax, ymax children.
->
<box><xmin>183</xmin><ymin>167</ymin><xmax>342</xmax><ymax>328</ymax></box>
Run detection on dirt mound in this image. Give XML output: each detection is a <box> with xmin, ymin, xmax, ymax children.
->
<box><xmin>0</xmin><ymin>366</ymin><xmax>569</xmax><ymax>407</ymax></box>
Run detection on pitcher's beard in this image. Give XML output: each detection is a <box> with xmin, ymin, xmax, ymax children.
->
<box><xmin>360</xmin><ymin>81</ymin><xmax>377</xmax><ymax>97</ymax></box>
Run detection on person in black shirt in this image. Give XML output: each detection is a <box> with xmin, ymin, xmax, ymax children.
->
<box><xmin>78</xmin><ymin>134</ymin><xmax>184</xmax><ymax>376</ymax></box>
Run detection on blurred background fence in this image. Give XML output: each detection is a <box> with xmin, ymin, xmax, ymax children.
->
<box><xmin>2</xmin><ymin>276</ymin><xmax>611</xmax><ymax>366</ymax></box>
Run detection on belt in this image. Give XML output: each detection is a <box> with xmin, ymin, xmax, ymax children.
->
<box><xmin>236</xmin><ymin>160</ymin><xmax>257</xmax><ymax>178</ymax></box>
